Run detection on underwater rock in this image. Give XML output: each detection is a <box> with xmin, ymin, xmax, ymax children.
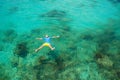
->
<box><xmin>59</xmin><ymin>17</ymin><xmax>71</xmax><ymax>22</ymax></box>
<box><xmin>8</xmin><ymin>6</ymin><xmax>19</xmax><ymax>14</ymax></box>
<box><xmin>54</xmin><ymin>56</ymin><xmax>65</xmax><ymax>71</ymax></box>
<box><xmin>96</xmin><ymin>27</ymin><xmax>116</xmax><ymax>44</ymax></box>
<box><xmin>97</xmin><ymin>43</ymin><xmax>110</xmax><ymax>54</ymax></box>
<box><xmin>34</xmin><ymin>59</ymin><xmax>57</xmax><ymax>80</ymax></box>
<box><xmin>68</xmin><ymin>44</ymin><xmax>77</xmax><ymax>51</ymax></box>
<box><xmin>0</xmin><ymin>64</ymin><xmax>10</xmax><ymax>80</ymax></box>
<box><xmin>97</xmin><ymin>55</ymin><xmax>113</xmax><ymax>67</ymax></box>
<box><xmin>80</xmin><ymin>34</ymin><xmax>94</xmax><ymax>41</ymax></box>
<box><xmin>4</xmin><ymin>29</ymin><xmax>16</xmax><ymax>36</ymax></box>
<box><xmin>31</xmin><ymin>28</ymin><xmax>41</xmax><ymax>35</ymax></box>
<box><xmin>94</xmin><ymin>52</ymin><xmax>104</xmax><ymax>59</ymax></box>
<box><xmin>108</xmin><ymin>0</ymin><xmax>120</xmax><ymax>4</ymax></box>
<box><xmin>96</xmin><ymin>27</ymin><xmax>116</xmax><ymax>54</ymax></box>
<box><xmin>33</xmin><ymin>55</ymin><xmax>56</xmax><ymax>70</ymax></box>
<box><xmin>116</xmin><ymin>70</ymin><xmax>120</xmax><ymax>78</ymax></box>
<box><xmin>55</xmin><ymin>63</ymin><xmax>82</xmax><ymax>80</ymax></box>
<box><xmin>12</xmin><ymin>62</ymin><xmax>18</xmax><ymax>68</ymax></box>
<box><xmin>62</xmin><ymin>26</ymin><xmax>71</xmax><ymax>32</ymax></box>
<box><xmin>10</xmin><ymin>56</ymin><xmax>19</xmax><ymax>67</ymax></box>
<box><xmin>0</xmin><ymin>44</ymin><xmax>4</xmax><ymax>51</ymax></box>
<box><xmin>33</xmin><ymin>52</ymin><xmax>83</xmax><ymax>80</ymax></box>
<box><xmin>38</xmin><ymin>56</ymin><xmax>50</xmax><ymax>64</ymax></box>
<box><xmin>67</xmin><ymin>39</ymin><xmax>77</xmax><ymax>52</ymax></box>
<box><xmin>47</xmin><ymin>50</ymin><xmax>59</xmax><ymax>60</ymax></box>
<box><xmin>104</xmin><ymin>29</ymin><xmax>116</xmax><ymax>41</ymax></box>
<box><xmin>100</xmin><ymin>69</ymin><xmax>117</xmax><ymax>80</ymax></box>
<box><xmin>33</xmin><ymin>53</ymin><xmax>71</xmax><ymax>79</ymax></box>
<box><xmin>3</xmin><ymin>29</ymin><xmax>17</xmax><ymax>42</ymax></box>
<box><xmin>14</xmin><ymin>42</ymin><xmax>29</xmax><ymax>58</ymax></box>
<box><xmin>40</xmin><ymin>10</ymin><xmax>66</xmax><ymax>18</ymax></box>
<box><xmin>39</xmin><ymin>0</ymin><xmax>47</xmax><ymax>1</ymax></box>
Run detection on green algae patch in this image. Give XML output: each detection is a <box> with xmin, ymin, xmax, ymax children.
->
<box><xmin>0</xmin><ymin>64</ymin><xmax>11</xmax><ymax>80</ymax></box>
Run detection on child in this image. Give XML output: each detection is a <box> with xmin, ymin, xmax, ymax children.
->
<box><xmin>35</xmin><ymin>34</ymin><xmax>60</xmax><ymax>52</ymax></box>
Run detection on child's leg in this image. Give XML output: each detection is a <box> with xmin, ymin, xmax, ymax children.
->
<box><xmin>35</xmin><ymin>45</ymin><xmax>44</xmax><ymax>52</ymax></box>
<box><xmin>48</xmin><ymin>44</ymin><xmax>55</xmax><ymax>50</ymax></box>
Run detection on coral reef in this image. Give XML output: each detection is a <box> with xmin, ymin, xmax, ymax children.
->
<box><xmin>97</xmin><ymin>55</ymin><xmax>113</xmax><ymax>67</ymax></box>
<box><xmin>93</xmin><ymin>24</ymin><xmax>120</xmax><ymax>79</ymax></box>
<box><xmin>32</xmin><ymin>52</ymin><xmax>81</xmax><ymax>80</ymax></box>
<box><xmin>33</xmin><ymin>55</ymin><xmax>56</xmax><ymax>80</ymax></box>
<box><xmin>0</xmin><ymin>1</ymin><xmax>120</xmax><ymax>79</ymax></box>
<box><xmin>0</xmin><ymin>23</ymin><xmax>119</xmax><ymax>80</ymax></box>
<box><xmin>95</xmin><ymin>27</ymin><xmax>117</xmax><ymax>55</ymax></box>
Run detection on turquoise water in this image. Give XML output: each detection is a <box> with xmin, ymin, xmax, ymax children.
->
<box><xmin>0</xmin><ymin>0</ymin><xmax>120</xmax><ymax>80</ymax></box>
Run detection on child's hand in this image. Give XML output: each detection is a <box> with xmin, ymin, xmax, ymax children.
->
<box><xmin>56</xmin><ymin>36</ymin><xmax>60</xmax><ymax>38</ymax></box>
<box><xmin>36</xmin><ymin>38</ymin><xmax>42</xmax><ymax>40</ymax></box>
<box><xmin>36</xmin><ymin>38</ymin><xmax>40</xmax><ymax>40</ymax></box>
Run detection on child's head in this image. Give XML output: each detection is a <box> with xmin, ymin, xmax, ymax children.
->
<box><xmin>45</xmin><ymin>34</ymin><xmax>49</xmax><ymax>38</ymax></box>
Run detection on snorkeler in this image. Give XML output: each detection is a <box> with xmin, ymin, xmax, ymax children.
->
<box><xmin>35</xmin><ymin>34</ymin><xmax>60</xmax><ymax>52</ymax></box>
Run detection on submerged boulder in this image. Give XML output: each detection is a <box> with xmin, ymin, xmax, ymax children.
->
<box><xmin>0</xmin><ymin>64</ymin><xmax>10</xmax><ymax>80</ymax></box>
<box><xmin>3</xmin><ymin>29</ymin><xmax>17</xmax><ymax>43</ymax></box>
<box><xmin>40</xmin><ymin>10</ymin><xmax>66</xmax><ymax>18</ymax></box>
<box><xmin>8</xmin><ymin>6</ymin><xmax>19</xmax><ymax>14</ymax></box>
<box><xmin>14</xmin><ymin>42</ymin><xmax>29</xmax><ymax>58</ymax></box>
<box><xmin>0</xmin><ymin>44</ymin><xmax>4</xmax><ymax>51</ymax></box>
<box><xmin>94</xmin><ymin>52</ymin><xmax>104</xmax><ymax>59</ymax></box>
<box><xmin>108</xmin><ymin>0</ymin><xmax>120</xmax><ymax>4</ymax></box>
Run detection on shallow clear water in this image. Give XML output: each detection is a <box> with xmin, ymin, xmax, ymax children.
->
<box><xmin>0</xmin><ymin>0</ymin><xmax>120</xmax><ymax>80</ymax></box>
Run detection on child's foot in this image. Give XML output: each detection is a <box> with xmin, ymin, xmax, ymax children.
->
<box><xmin>51</xmin><ymin>47</ymin><xmax>55</xmax><ymax>50</ymax></box>
<box><xmin>35</xmin><ymin>49</ymin><xmax>38</xmax><ymax>52</ymax></box>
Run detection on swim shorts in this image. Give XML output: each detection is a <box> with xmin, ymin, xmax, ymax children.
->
<box><xmin>42</xmin><ymin>42</ymin><xmax>50</xmax><ymax>46</ymax></box>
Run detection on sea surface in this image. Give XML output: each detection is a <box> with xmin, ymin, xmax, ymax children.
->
<box><xmin>0</xmin><ymin>0</ymin><xmax>120</xmax><ymax>80</ymax></box>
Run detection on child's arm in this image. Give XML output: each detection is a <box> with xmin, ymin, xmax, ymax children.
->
<box><xmin>52</xmin><ymin>35</ymin><xmax>60</xmax><ymax>38</ymax></box>
<box><xmin>36</xmin><ymin>38</ymin><xmax>43</xmax><ymax>40</ymax></box>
